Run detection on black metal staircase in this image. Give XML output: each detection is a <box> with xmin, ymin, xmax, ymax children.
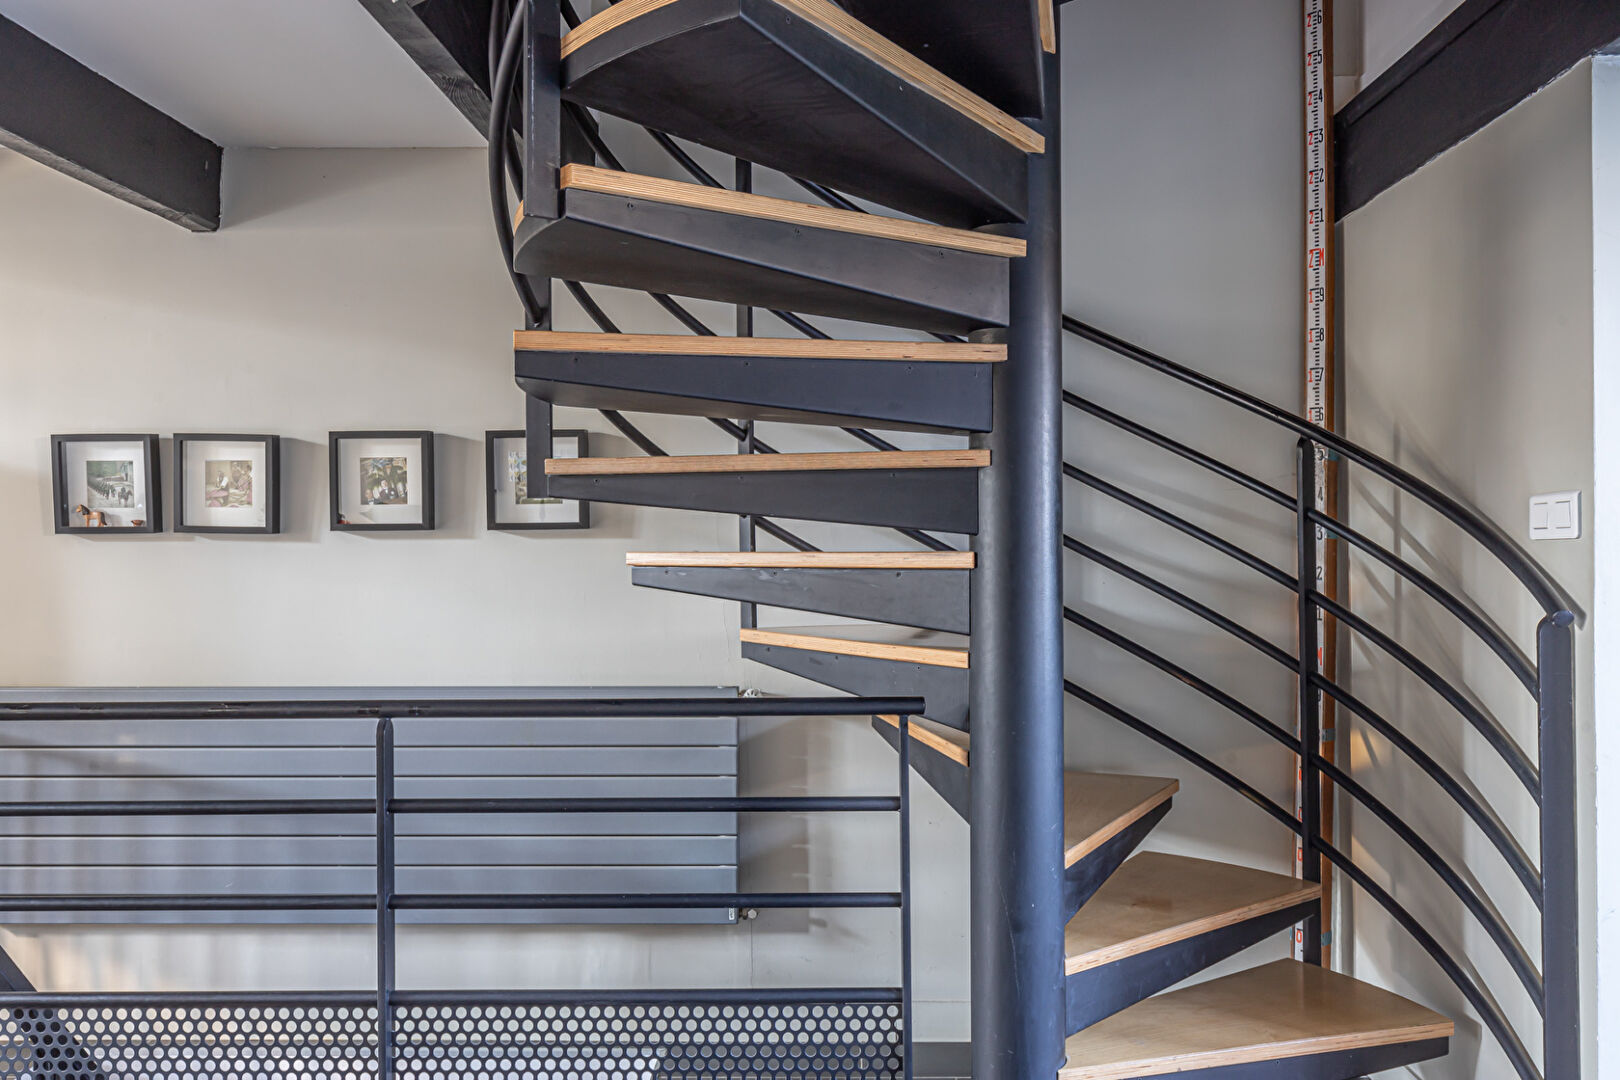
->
<box><xmin>478</xmin><ymin>1</ymin><xmax>1588</xmax><ymax>1078</ymax></box>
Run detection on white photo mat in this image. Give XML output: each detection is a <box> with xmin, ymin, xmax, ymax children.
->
<box><xmin>336</xmin><ymin>436</ymin><xmax>426</xmax><ymax>527</ymax></box>
<box><xmin>181</xmin><ymin>439</ymin><xmax>269</xmax><ymax>529</ymax></box>
<box><xmin>492</xmin><ymin>433</ymin><xmax>585</xmax><ymax>526</ymax></box>
<box><xmin>59</xmin><ymin>440</ymin><xmax>150</xmax><ymax>527</ymax></box>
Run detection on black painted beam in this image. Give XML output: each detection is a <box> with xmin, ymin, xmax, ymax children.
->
<box><xmin>1336</xmin><ymin>0</ymin><xmax>1620</xmax><ymax>219</ymax></box>
<box><xmin>354</xmin><ymin>0</ymin><xmax>496</xmax><ymax>133</ymax></box>
<box><xmin>0</xmin><ymin>14</ymin><xmax>221</xmax><ymax>232</ymax></box>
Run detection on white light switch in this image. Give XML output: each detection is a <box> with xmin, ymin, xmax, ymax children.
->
<box><xmin>1529</xmin><ymin>491</ymin><xmax>1581</xmax><ymax>540</ymax></box>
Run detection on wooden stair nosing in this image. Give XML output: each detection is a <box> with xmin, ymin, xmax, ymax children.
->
<box><xmin>1064</xmin><ymin>775</ymin><xmax>1179</xmax><ymax>868</ymax></box>
<box><xmin>739</xmin><ymin>626</ymin><xmax>969</xmax><ymax>669</ymax></box>
<box><xmin>513</xmin><ymin>331</ymin><xmax>1006</xmax><ymax>363</ymax></box>
<box><xmin>547</xmin><ymin>449</ymin><xmax>989</xmax><ymax>476</ymax></box>
<box><xmin>626</xmin><ymin>551</ymin><xmax>976</xmax><ymax>570</ymax></box>
<box><xmin>558</xmin><ymin>165</ymin><xmax>1028</xmax><ymax>258</ymax></box>
<box><xmin>1064</xmin><ymin>852</ymin><xmax>1323</xmax><ymax>976</ymax></box>
<box><xmin>560</xmin><ymin>0</ymin><xmax>1045</xmax><ymax>153</ymax></box>
<box><xmin>1059</xmin><ymin>960</ymin><xmax>1454</xmax><ymax>1080</ymax></box>
<box><xmin>875</xmin><ymin>713</ymin><xmax>970</xmax><ymax>766</ymax></box>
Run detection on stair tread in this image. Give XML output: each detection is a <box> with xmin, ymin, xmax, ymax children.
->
<box><xmin>562</xmin><ymin>0</ymin><xmax>1044</xmax><ymax>154</ymax></box>
<box><xmin>1065</xmin><ymin>853</ymin><xmax>1321</xmax><ymax>975</ymax></box>
<box><xmin>560</xmin><ymin>166</ymin><xmax>1027</xmax><ymax>258</ymax></box>
<box><xmin>513</xmin><ymin>331</ymin><xmax>1005</xmax><ymax>363</ymax></box>
<box><xmin>1059</xmin><ymin>960</ymin><xmax>1452</xmax><ymax>1079</ymax></box>
<box><xmin>741</xmin><ymin>624</ymin><xmax>969</xmax><ymax>668</ymax></box>
<box><xmin>1064</xmin><ymin>775</ymin><xmax>1178</xmax><ymax>867</ymax></box>
<box><xmin>875</xmin><ymin>713</ymin><xmax>970</xmax><ymax>765</ymax></box>
<box><xmin>628</xmin><ymin>552</ymin><xmax>976</xmax><ymax>569</ymax></box>
<box><xmin>548</xmin><ymin>449</ymin><xmax>988</xmax><ymax>476</ymax></box>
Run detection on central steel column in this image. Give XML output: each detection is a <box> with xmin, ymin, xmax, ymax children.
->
<box><xmin>970</xmin><ymin>39</ymin><xmax>1066</xmax><ymax>1080</ymax></box>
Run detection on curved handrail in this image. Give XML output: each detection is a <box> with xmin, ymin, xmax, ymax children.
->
<box><xmin>1064</xmin><ymin>317</ymin><xmax>1584</xmax><ymax>622</ymax></box>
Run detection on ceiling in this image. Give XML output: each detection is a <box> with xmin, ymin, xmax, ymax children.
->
<box><xmin>0</xmin><ymin>0</ymin><xmax>483</xmax><ymax>148</ymax></box>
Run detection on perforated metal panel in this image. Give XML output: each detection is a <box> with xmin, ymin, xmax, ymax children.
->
<box><xmin>0</xmin><ymin>1000</ymin><xmax>905</xmax><ymax>1079</ymax></box>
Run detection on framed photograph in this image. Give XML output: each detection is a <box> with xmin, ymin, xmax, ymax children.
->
<box><xmin>329</xmin><ymin>431</ymin><xmax>435</xmax><ymax>532</ymax></box>
<box><xmin>485</xmin><ymin>429</ymin><xmax>591</xmax><ymax>531</ymax></box>
<box><xmin>173</xmin><ymin>434</ymin><xmax>280</xmax><ymax>535</ymax></box>
<box><xmin>51</xmin><ymin>434</ymin><xmax>161</xmax><ymax>534</ymax></box>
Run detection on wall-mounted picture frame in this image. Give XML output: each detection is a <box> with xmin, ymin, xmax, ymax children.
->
<box><xmin>485</xmin><ymin>429</ymin><xmax>591</xmax><ymax>531</ymax></box>
<box><xmin>51</xmin><ymin>434</ymin><xmax>162</xmax><ymax>534</ymax></box>
<box><xmin>173</xmin><ymin>434</ymin><xmax>281</xmax><ymax>535</ymax></box>
<box><xmin>329</xmin><ymin>431</ymin><xmax>435</xmax><ymax>532</ymax></box>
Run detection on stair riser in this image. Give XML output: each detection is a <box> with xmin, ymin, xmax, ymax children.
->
<box><xmin>1063</xmin><ymin>801</ymin><xmax>1170</xmax><ymax>922</ymax></box>
<box><xmin>871</xmin><ymin>717</ymin><xmax>970</xmax><ymax>821</ymax></box>
<box><xmin>744</xmin><ymin>642</ymin><xmax>969</xmax><ymax>730</ymax></box>
<box><xmin>632</xmin><ymin>566</ymin><xmax>971</xmax><ymax>634</ymax></box>
<box><xmin>547</xmin><ymin>469</ymin><xmax>980</xmax><ymax>534</ymax></box>
<box><xmin>516</xmin><ymin>353</ymin><xmax>993</xmax><ymax>434</ymax></box>
<box><xmin>1064</xmin><ymin>901</ymin><xmax>1319</xmax><ymax>1035</ymax></box>
<box><xmin>1102</xmin><ymin>1038</ymin><xmax>1450</xmax><ymax>1080</ymax></box>
<box><xmin>514</xmin><ymin>192</ymin><xmax>1011</xmax><ymax>334</ymax></box>
<box><xmin>563</xmin><ymin>0</ymin><xmax>1030</xmax><ymax>227</ymax></box>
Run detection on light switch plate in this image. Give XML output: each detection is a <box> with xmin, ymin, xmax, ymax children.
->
<box><xmin>1529</xmin><ymin>491</ymin><xmax>1581</xmax><ymax>540</ymax></box>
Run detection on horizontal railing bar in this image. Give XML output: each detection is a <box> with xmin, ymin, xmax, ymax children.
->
<box><xmin>1064</xmin><ymin>607</ymin><xmax>1302</xmax><ymax>753</ymax></box>
<box><xmin>391</xmin><ymin>893</ymin><xmax>899</xmax><ymax>911</ymax></box>
<box><xmin>1311</xmin><ymin>590</ymin><xmax>1541</xmax><ymax>797</ymax></box>
<box><xmin>0</xmin><ymin>799</ymin><xmax>374</xmax><ymax>817</ymax></box>
<box><xmin>1064</xmin><ymin>464</ymin><xmax>1298</xmax><ymax>590</ymax></box>
<box><xmin>391</xmin><ymin>797</ymin><xmax>902</xmax><ymax>814</ymax></box>
<box><xmin>1064</xmin><ymin>316</ymin><xmax>1580</xmax><ymax>621</ymax></box>
<box><xmin>1065</xmin><ymin>535</ymin><xmax>1298</xmax><ymax>671</ymax></box>
<box><xmin>1063</xmin><ymin>681</ymin><xmax>1302</xmax><ymax>836</ymax></box>
<box><xmin>0</xmin><ymin>896</ymin><xmax>373</xmax><ymax>911</ymax></box>
<box><xmin>1317</xmin><ymin>839</ymin><xmax>1543</xmax><ymax>1080</ymax></box>
<box><xmin>1308</xmin><ymin>508</ymin><xmax>1538</xmax><ymax>694</ymax></box>
<box><xmin>0</xmin><ymin>987</ymin><xmax>905</xmax><ymax>1009</ymax></box>
<box><xmin>1063</xmin><ymin>392</ymin><xmax>1294</xmax><ymax>509</ymax></box>
<box><xmin>1313</xmin><ymin>674</ymin><xmax>1542</xmax><ymax>903</ymax></box>
<box><xmin>0</xmin><ymin>697</ymin><xmax>926</xmax><ymax>722</ymax></box>
<box><xmin>391</xmin><ymin>987</ymin><xmax>905</xmax><ymax>1006</ymax></box>
<box><xmin>1314</xmin><ymin>755</ymin><xmax>1543</xmax><ymax>1009</ymax></box>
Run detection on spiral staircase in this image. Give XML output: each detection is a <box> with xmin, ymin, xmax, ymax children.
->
<box><xmin>478</xmin><ymin>1</ymin><xmax>1584</xmax><ymax>1078</ymax></box>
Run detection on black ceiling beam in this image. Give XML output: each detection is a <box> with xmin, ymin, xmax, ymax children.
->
<box><xmin>354</xmin><ymin>0</ymin><xmax>497</xmax><ymax>134</ymax></box>
<box><xmin>0</xmin><ymin>14</ymin><xmax>221</xmax><ymax>232</ymax></box>
<box><xmin>1336</xmin><ymin>0</ymin><xmax>1620</xmax><ymax>220</ymax></box>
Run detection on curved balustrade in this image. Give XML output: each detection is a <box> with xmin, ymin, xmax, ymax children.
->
<box><xmin>1061</xmin><ymin>320</ymin><xmax>1580</xmax><ymax>1080</ymax></box>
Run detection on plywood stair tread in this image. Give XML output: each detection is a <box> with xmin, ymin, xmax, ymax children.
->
<box><xmin>547</xmin><ymin>449</ymin><xmax>989</xmax><ymax>476</ymax></box>
<box><xmin>561</xmin><ymin>0</ymin><xmax>1045</xmax><ymax>153</ymax></box>
<box><xmin>1065</xmin><ymin>853</ymin><xmax>1322</xmax><ymax>975</ymax></box>
<box><xmin>1064</xmin><ymin>775</ymin><xmax>1179</xmax><ymax>868</ymax></box>
<box><xmin>1059</xmin><ymin>960</ymin><xmax>1453</xmax><ymax>1080</ymax></box>
<box><xmin>876</xmin><ymin>713</ymin><xmax>970</xmax><ymax>766</ymax></box>
<box><xmin>513</xmin><ymin>331</ymin><xmax>1006</xmax><ymax>363</ymax></box>
<box><xmin>741</xmin><ymin>624</ymin><xmax>970</xmax><ymax>668</ymax></box>
<box><xmin>627</xmin><ymin>552</ymin><xmax>976</xmax><ymax>570</ymax></box>
<box><xmin>560</xmin><ymin>166</ymin><xmax>1027</xmax><ymax>258</ymax></box>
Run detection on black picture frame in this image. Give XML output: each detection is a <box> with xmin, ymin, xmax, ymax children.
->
<box><xmin>173</xmin><ymin>433</ymin><xmax>281</xmax><ymax>535</ymax></box>
<box><xmin>329</xmin><ymin>431</ymin><xmax>436</xmax><ymax>533</ymax></box>
<box><xmin>50</xmin><ymin>434</ymin><xmax>162</xmax><ymax>535</ymax></box>
<box><xmin>485</xmin><ymin>429</ymin><xmax>592</xmax><ymax>531</ymax></box>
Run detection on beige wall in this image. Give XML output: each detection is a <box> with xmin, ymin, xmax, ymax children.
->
<box><xmin>1340</xmin><ymin>61</ymin><xmax>1598</xmax><ymax>1080</ymax></box>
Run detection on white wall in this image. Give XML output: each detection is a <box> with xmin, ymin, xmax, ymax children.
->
<box><xmin>1332</xmin><ymin>0</ymin><xmax>1469</xmax><ymax>108</ymax></box>
<box><xmin>1061</xmin><ymin>0</ymin><xmax>1306</xmax><ymax>975</ymax></box>
<box><xmin>1339</xmin><ymin>61</ymin><xmax>1598</xmax><ymax>1079</ymax></box>
<box><xmin>0</xmin><ymin>145</ymin><xmax>972</xmax><ymax>1037</ymax></box>
<box><xmin>1590</xmin><ymin>54</ymin><xmax>1620</xmax><ymax>1080</ymax></box>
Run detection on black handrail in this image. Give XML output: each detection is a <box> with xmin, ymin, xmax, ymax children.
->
<box><xmin>1064</xmin><ymin>316</ymin><xmax>1583</xmax><ymax>621</ymax></box>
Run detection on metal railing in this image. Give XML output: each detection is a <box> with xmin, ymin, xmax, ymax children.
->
<box><xmin>1061</xmin><ymin>318</ymin><xmax>1581</xmax><ymax>1080</ymax></box>
<box><xmin>0</xmin><ymin>695</ymin><xmax>921</xmax><ymax>1080</ymax></box>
